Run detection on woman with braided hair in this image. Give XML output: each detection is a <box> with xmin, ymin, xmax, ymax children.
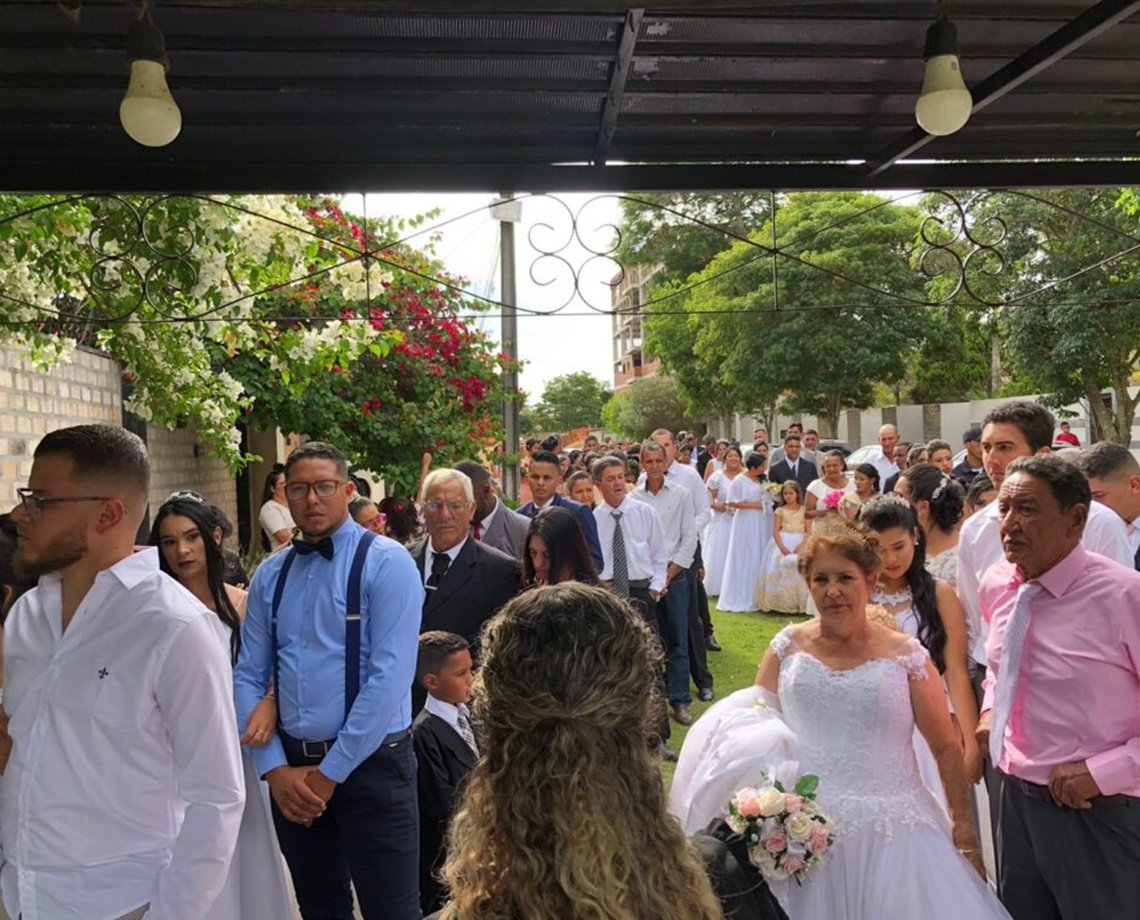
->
<box><xmin>894</xmin><ymin>463</ymin><xmax>966</xmax><ymax>587</ymax></box>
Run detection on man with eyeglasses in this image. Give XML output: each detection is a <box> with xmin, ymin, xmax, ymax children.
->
<box><xmin>233</xmin><ymin>441</ymin><xmax>424</xmax><ymax>919</ymax></box>
<box><xmin>408</xmin><ymin>469</ymin><xmax>520</xmax><ymax>713</ymax></box>
<box><xmin>1</xmin><ymin>424</ymin><xmax>244</xmax><ymax>920</ymax></box>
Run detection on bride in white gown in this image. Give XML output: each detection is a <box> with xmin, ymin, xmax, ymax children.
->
<box><xmin>670</xmin><ymin>522</ymin><xmax>1009</xmax><ymax>920</ymax></box>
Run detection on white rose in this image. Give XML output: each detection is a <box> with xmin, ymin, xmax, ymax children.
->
<box><xmin>785</xmin><ymin>812</ymin><xmax>814</xmax><ymax>843</ymax></box>
<box><xmin>758</xmin><ymin>787</ymin><xmax>787</xmax><ymax>817</ymax></box>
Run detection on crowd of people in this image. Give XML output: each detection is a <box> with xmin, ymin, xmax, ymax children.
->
<box><xmin>0</xmin><ymin>397</ymin><xmax>1135</xmax><ymax>919</ymax></box>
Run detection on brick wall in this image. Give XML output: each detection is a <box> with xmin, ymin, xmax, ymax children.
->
<box><xmin>0</xmin><ymin>344</ymin><xmax>121</xmax><ymax>505</ymax></box>
<box><xmin>0</xmin><ymin>343</ymin><xmax>237</xmax><ymax>532</ymax></box>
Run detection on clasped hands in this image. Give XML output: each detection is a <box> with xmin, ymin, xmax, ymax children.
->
<box><xmin>976</xmin><ymin>712</ymin><xmax>1100</xmax><ymax>808</ymax></box>
<box><xmin>267</xmin><ymin>765</ymin><xmax>338</xmax><ymax>825</ymax></box>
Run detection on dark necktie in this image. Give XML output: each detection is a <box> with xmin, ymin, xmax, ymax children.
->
<box><xmin>293</xmin><ymin>536</ymin><xmax>334</xmax><ymax>560</ymax></box>
<box><xmin>611</xmin><ymin>510</ymin><xmax>630</xmax><ymax>599</ymax></box>
<box><xmin>427</xmin><ymin>551</ymin><xmax>450</xmax><ymax>590</ymax></box>
<box><xmin>472</xmin><ymin>521</ymin><xmax>483</xmax><ymax>541</ymax></box>
<box><xmin>1133</xmin><ymin>540</ymin><xmax>1140</xmax><ymax>572</ymax></box>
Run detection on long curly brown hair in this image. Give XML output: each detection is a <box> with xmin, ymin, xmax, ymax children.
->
<box><xmin>438</xmin><ymin>583</ymin><xmax>723</xmax><ymax>920</ymax></box>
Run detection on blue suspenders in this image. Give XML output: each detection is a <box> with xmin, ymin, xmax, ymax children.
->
<box><xmin>270</xmin><ymin>529</ymin><xmax>378</xmax><ymax>727</ymax></box>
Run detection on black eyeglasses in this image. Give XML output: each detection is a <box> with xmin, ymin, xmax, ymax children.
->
<box><xmin>285</xmin><ymin>480</ymin><xmax>343</xmax><ymax>501</ymax></box>
<box><xmin>17</xmin><ymin>488</ymin><xmax>109</xmax><ymax>520</ymax></box>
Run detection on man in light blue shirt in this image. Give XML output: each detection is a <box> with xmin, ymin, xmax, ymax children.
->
<box><xmin>234</xmin><ymin>441</ymin><xmax>423</xmax><ymax>920</ymax></box>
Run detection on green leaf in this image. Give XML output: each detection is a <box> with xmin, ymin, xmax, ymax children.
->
<box><xmin>794</xmin><ymin>774</ymin><xmax>820</xmax><ymax>797</ymax></box>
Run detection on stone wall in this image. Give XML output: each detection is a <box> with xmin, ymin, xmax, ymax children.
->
<box><xmin>147</xmin><ymin>425</ymin><xmax>238</xmax><ymax>535</ymax></box>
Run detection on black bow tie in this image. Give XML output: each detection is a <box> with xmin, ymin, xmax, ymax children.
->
<box><xmin>293</xmin><ymin>537</ymin><xmax>334</xmax><ymax>560</ymax></box>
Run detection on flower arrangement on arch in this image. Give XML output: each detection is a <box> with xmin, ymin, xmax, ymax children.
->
<box><xmin>726</xmin><ymin>773</ymin><xmax>837</xmax><ymax>885</ymax></box>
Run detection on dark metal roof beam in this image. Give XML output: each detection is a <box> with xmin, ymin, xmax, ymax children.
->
<box><xmin>864</xmin><ymin>0</ymin><xmax>1140</xmax><ymax>179</ymax></box>
<box><xmin>593</xmin><ymin>7</ymin><xmax>642</xmax><ymax>165</ymax></box>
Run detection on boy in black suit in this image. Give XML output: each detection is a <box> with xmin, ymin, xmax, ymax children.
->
<box><xmin>413</xmin><ymin>631</ymin><xmax>479</xmax><ymax>915</ymax></box>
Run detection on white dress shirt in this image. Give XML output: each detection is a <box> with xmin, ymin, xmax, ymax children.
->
<box><xmin>422</xmin><ymin>535</ymin><xmax>468</xmax><ymax>586</ymax></box>
<box><xmin>869</xmin><ymin>452</ymin><xmax>900</xmax><ymax>487</ymax></box>
<box><xmin>593</xmin><ymin>497</ymin><xmax>668</xmax><ymax>592</ymax></box>
<box><xmin>956</xmin><ymin>498</ymin><xmax>1132</xmax><ymax>666</ymax></box>
<box><xmin>631</xmin><ymin>479</ymin><xmax>698</xmax><ymax>571</ymax></box>
<box><xmin>666</xmin><ymin>460</ymin><xmax>712</xmax><ymax>534</ymax></box>
<box><xmin>0</xmin><ymin>549</ymin><xmax>245</xmax><ymax>920</ymax></box>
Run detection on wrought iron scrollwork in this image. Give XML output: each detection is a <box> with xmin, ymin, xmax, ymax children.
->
<box><xmin>916</xmin><ymin>190</ymin><xmax>1009</xmax><ymax>306</ymax></box>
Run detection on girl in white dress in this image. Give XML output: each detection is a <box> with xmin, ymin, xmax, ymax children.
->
<box><xmin>857</xmin><ymin>496</ymin><xmax>982</xmax><ymax>800</ymax></box>
<box><xmin>755</xmin><ymin>480</ymin><xmax>810</xmax><ymax>613</ymax></box>
<box><xmin>717</xmin><ymin>451</ymin><xmax>773</xmax><ymax>613</ymax></box>
<box><xmin>671</xmin><ymin>525</ymin><xmax>1010</xmax><ymax>920</ymax></box>
<box><xmin>152</xmin><ymin>492</ymin><xmax>293</xmax><ymax>920</ymax></box>
<box><xmin>703</xmin><ymin>444</ymin><xmax>742</xmax><ymax>596</ymax></box>
<box><xmin>893</xmin><ymin>463</ymin><xmax>966</xmax><ymax>587</ymax></box>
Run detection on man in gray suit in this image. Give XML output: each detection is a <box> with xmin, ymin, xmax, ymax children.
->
<box><xmin>454</xmin><ymin>460</ymin><xmax>529</xmax><ymax>559</ymax></box>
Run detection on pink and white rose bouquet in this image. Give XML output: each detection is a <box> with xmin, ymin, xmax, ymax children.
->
<box><xmin>725</xmin><ymin>773</ymin><xmax>836</xmax><ymax>885</ymax></box>
<box><xmin>821</xmin><ymin>490</ymin><xmax>846</xmax><ymax>512</ymax></box>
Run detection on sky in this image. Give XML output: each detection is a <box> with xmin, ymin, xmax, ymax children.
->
<box><xmin>341</xmin><ymin>192</ymin><xmax>621</xmax><ymax>403</ymax></box>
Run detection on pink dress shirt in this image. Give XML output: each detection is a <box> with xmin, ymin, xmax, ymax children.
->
<box><xmin>980</xmin><ymin>546</ymin><xmax>1140</xmax><ymax>795</ymax></box>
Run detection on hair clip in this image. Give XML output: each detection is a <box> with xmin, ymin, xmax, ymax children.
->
<box><xmin>162</xmin><ymin>489</ymin><xmax>207</xmax><ymax>506</ymax></box>
<box><xmin>931</xmin><ymin>475</ymin><xmax>951</xmax><ymax>501</ymax></box>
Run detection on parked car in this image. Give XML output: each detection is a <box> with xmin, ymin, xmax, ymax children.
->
<box><xmin>846</xmin><ymin>444</ymin><xmax>883</xmax><ymax>467</ymax></box>
<box><xmin>815</xmin><ymin>439</ymin><xmax>852</xmax><ymax>458</ymax></box>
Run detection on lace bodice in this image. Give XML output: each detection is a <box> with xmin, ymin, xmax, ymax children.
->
<box><xmin>770</xmin><ymin>626</ymin><xmax>947</xmax><ymax>838</ymax></box>
<box><xmin>870</xmin><ymin>586</ymin><xmax>920</xmax><ymax>639</ymax></box>
<box><xmin>925</xmin><ymin>547</ymin><xmax>958</xmax><ymax>586</ymax></box>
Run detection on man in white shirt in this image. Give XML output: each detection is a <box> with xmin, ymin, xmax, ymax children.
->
<box><xmin>869</xmin><ymin>423</ymin><xmax>902</xmax><ymax>486</ymax></box>
<box><xmin>632</xmin><ymin>441</ymin><xmax>697</xmax><ymax>725</ymax></box>
<box><xmin>1074</xmin><ymin>441</ymin><xmax>1140</xmax><ymax>571</ymax></box>
<box><xmin>955</xmin><ymin>401</ymin><xmax>1132</xmax><ymax>858</ymax></box>
<box><xmin>1</xmin><ymin>424</ymin><xmax>244</xmax><ymax>920</ymax></box>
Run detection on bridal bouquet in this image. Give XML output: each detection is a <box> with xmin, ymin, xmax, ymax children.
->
<box><xmin>821</xmin><ymin>490</ymin><xmax>846</xmax><ymax>512</ymax></box>
<box><xmin>763</xmin><ymin>481</ymin><xmax>784</xmax><ymax>500</ymax></box>
<box><xmin>725</xmin><ymin>774</ymin><xmax>836</xmax><ymax>885</ymax></box>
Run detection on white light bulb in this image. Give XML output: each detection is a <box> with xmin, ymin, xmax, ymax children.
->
<box><xmin>120</xmin><ymin>59</ymin><xmax>182</xmax><ymax>147</ymax></box>
<box><xmin>915</xmin><ymin>53</ymin><xmax>973</xmax><ymax>136</ymax></box>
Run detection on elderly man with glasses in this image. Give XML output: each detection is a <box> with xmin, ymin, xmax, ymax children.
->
<box><xmin>407</xmin><ymin>468</ymin><xmax>520</xmax><ymax>714</ymax></box>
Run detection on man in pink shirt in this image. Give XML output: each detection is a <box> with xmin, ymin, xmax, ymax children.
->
<box><xmin>977</xmin><ymin>454</ymin><xmax>1140</xmax><ymax>920</ymax></box>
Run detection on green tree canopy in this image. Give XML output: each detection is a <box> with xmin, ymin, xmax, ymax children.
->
<box><xmin>601</xmin><ymin>375</ymin><xmax>690</xmax><ymax>440</ymax></box>
<box><xmin>529</xmin><ymin>371</ymin><xmax>611</xmax><ymax>432</ymax></box>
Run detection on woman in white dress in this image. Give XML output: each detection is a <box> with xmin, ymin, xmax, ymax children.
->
<box><xmin>894</xmin><ymin>463</ymin><xmax>966</xmax><ymax>587</ymax></box>
<box><xmin>858</xmin><ymin>496</ymin><xmax>982</xmax><ymax>801</ymax></box>
<box><xmin>717</xmin><ymin>451</ymin><xmax>773</xmax><ymax>613</ymax></box>
<box><xmin>756</xmin><ymin>480</ymin><xmax>810</xmax><ymax>613</ymax></box>
<box><xmin>703</xmin><ymin>439</ymin><xmax>729</xmax><ymax>482</ymax></box>
<box><xmin>671</xmin><ymin>524</ymin><xmax>1009</xmax><ymax>920</ymax></box>
<box><xmin>259</xmin><ymin>467</ymin><xmax>295</xmax><ymax>553</ymax></box>
<box><xmin>151</xmin><ymin>492</ymin><xmax>293</xmax><ymax>920</ymax></box>
<box><xmin>703</xmin><ymin>444</ymin><xmax>742</xmax><ymax>596</ymax></box>
<box><xmin>805</xmin><ymin>450</ymin><xmax>855</xmax><ymax>539</ymax></box>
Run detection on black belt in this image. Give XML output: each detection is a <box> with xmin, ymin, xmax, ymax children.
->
<box><xmin>602</xmin><ymin>578</ymin><xmax>650</xmax><ymax>590</ymax></box>
<box><xmin>1006</xmin><ymin>774</ymin><xmax>1136</xmax><ymax>808</ymax></box>
<box><xmin>279</xmin><ymin>727</ymin><xmax>411</xmax><ymax>762</ymax></box>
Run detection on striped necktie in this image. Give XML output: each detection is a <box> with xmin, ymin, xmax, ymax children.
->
<box><xmin>611</xmin><ymin>510</ymin><xmax>630</xmax><ymax>599</ymax></box>
<box><xmin>456</xmin><ymin>706</ymin><xmax>478</xmax><ymax>755</ymax></box>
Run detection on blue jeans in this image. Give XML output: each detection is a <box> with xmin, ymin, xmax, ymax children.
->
<box><xmin>658</xmin><ymin>574</ymin><xmax>691</xmax><ymax>705</ymax></box>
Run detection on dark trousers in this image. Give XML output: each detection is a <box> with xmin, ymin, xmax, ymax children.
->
<box><xmin>687</xmin><ymin>556</ymin><xmax>713</xmax><ymax>692</ymax></box>
<box><xmin>273</xmin><ymin>736</ymin><xmax>421</xmax><ymax>920</ymax></box>
<box><xmin>657</xmin><ymin>572</ymin><xmax>691</xmax><ymax>705</ymax></box>
<box><xmin>998</xmin><ymin>774</ymin><xmax>1140</xmax><ymax>919</ymax></box>
<box><xmin>972</xmin><ymin>665</ymin><xmax>1002</xmax><ymax>870</ymax></box>
<box><xmin>629</xmin><ymin>583</ymin><xmax>671</xmax><ymax>742</ymax></box>
<box><xmin>693</xmin><ymin>539</ymin><xmax>714</xmax><ymax>636</ymax></box>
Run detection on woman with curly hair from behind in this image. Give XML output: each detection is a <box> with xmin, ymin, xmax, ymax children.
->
<box><xmin>431</xmin><ymin>583</ymin><xmax>724</xmax><ymax>920</ymax></box>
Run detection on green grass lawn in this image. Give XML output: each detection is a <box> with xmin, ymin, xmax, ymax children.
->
<box><xmin>661</xmin><ymin>600</ymin><xmax>808</xmax><ymax>787</ymax></box>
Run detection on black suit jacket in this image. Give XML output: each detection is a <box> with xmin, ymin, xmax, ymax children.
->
<box><xmin>413</xmin><ymin>708</ymin><xmax>477</xmax><ymax>915</ymax></box>
<box><xmin>768</xmin><ymin>457</ymin><xmax>817</xmax><ymax>492</ymax></box>
<box><xmin>409</xmin><ymin>537</ymin><xmax>520</xmax><ymax>711</ymax></box>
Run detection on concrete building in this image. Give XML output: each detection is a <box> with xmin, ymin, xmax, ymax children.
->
<box><xmin>611</xmin><ymin>263</ymin><xmax>663</xmax><ymax>391</ymax></box>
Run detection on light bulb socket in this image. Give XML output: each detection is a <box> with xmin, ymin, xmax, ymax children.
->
<box><xmin>125</xmin><ymin>9</ymin><xmax>169</xmax><ymax>70</ymax></box>
<box><xmin>923</xmin><ymin>16</ymin><xmax>960</xmax><ymax>61</ymax></box>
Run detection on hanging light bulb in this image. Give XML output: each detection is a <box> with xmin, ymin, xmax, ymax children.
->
<box><xmin>119</xmin><ymin>6</ymin><xmax>181</xmax><ymax>147</ymax></box>
<box><xmin>915</xmin><ymin>15</ymin><xmax>973</xmax><ymax>136</ymax></box>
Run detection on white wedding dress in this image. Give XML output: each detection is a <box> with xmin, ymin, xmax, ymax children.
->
<box><xmin>670</xmin><ymin>625</ymin><xmax>1009</xmax><ymax>920</ymax></box>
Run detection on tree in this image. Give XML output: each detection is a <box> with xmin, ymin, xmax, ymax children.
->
<box><xmin>531</xmin><ymin>372</ymin><xmax>611</xmax><ymax>431</ymax></box>
<box><xmin>665</xmin><ymin>192</ymin><xmax>929</xmax><ymax>435</ymax></box>
<box><xmin>955</xmin><ymin>189</ymin><xmax>1140</xmax><ymax>444</ymax></box>
<box><xmin>601</xmin><ymin>375</ymin><xmax>690</xmax><ymax>440</ymax></box>
<box><xmin>0</xmin><ymin>194</ymin><xmax>514</xmax><ymax>484</ymax></box>
<box><xmin>907</xmin><ymin>307</ymin><xmax>993</xmax><ymax>404</ymax></box>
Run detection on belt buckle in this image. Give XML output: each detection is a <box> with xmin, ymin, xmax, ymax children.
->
<box><xmin>301</xmin><ymin>740</ymin><xmax>329</xmax><ymax>758</ymax></box>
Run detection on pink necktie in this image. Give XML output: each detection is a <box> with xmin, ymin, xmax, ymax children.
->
<box><xmin>990</xmin><ymin>581</ymin><xmax>1044</xmax><ymax>767</ymax></box>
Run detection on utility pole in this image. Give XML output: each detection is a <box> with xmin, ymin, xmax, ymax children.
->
<box><xmin>491</xmin><ymin>196</ymin><xmax>522</xmax><ymax>501</ymax></box>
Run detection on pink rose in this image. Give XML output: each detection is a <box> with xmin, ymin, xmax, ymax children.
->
<box><xmin>784</xmin><ymin>793</ymin><xmax>803</xmax><ymax>813</ymax></box>
<box><xmin>808</xmin><ymin>826</ymin><xmax>831</xmax><ymax>855</ymax></box>
<box><xmin>763</xmin><ymin>832</ymin><xmax>787</xmax><ymax>854</ymax></box>
<box><xmin>783</xmin><ymin>855</ymin><xmax>806</xmax><ymax>874</ymax></box>
<box><xmin>734</xmin><ymin>790</ymin><xmax>763</xmax><ymax>819</ymax></box>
